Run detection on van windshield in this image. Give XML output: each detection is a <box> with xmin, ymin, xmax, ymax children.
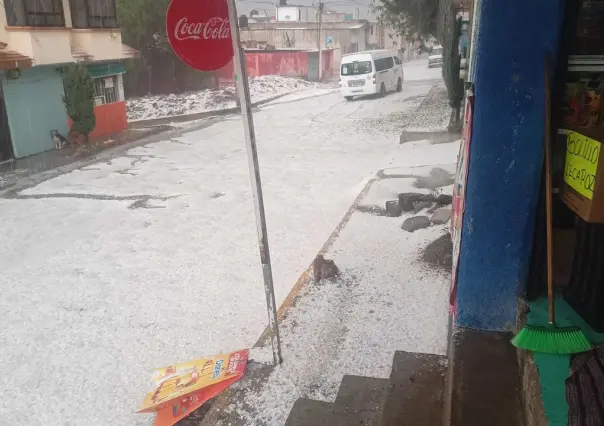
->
<box><xmin>341</xmin><ymin>61</ymin><xmax>372</xmax><ymax>76</ymax></box>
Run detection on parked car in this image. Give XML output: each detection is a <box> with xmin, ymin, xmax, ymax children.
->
<box><xmin>428</xmin><ymin>46</ymin><xmax>443</xmax><ymax>68</ymax></box>
<box><xmin>339</xmin><ymin>50</ymin><xmax>404</xmax><ymax>101</ymax></box>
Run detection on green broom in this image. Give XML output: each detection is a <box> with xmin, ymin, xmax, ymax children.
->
<box><xmin>511</xmin><ymin>55</ymin><xmax>592</xmax><ymax>355</ymax></box>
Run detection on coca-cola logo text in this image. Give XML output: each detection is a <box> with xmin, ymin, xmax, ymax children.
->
<box><xmin>166</xmin><ymin>0</ymin><xmax>233</xmax><ymax>71</ymax></box>
<box><xmin>174</xmin><ymin>17</ymin><xmax>230</xmax><ymax>41</ymax></box>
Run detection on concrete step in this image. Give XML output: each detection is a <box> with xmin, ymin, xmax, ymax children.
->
<box><xmin>284</xmin><ymin>399</ymin><xmax>334</xmax><ymax>426</ymax></box>
<box><xmin>448</xmin><ymin>328</ymin><xmax>525</xmax><ymax>426</ymax></box>
<box><xmin>380</xmin><ymin>350</ymin><xmax>447</xmax><ymax>426</ymax></box>
<box><xmin>284</xmin><ymin>375</ymin><xmax>390</xmax><ymax>426</ymax></box>
<box><xmin>285</xmin><ymin>395</ymin><xmax>387</xmax><ymax>426</ymax></box>
<box><xmin>332</xmin><ymin>375</ymin><xmax>390</xmax><ymax>425</ymax></box>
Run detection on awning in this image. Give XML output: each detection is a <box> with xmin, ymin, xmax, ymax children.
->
<box><xmin>87</xmin><ymin>62</ymin><xmax>126</xmax><ymax>78</ymax></box>
<box><xmin>0</xmin><ymin>49</ymin><xmax>33</xmax><ymax>70</ymax></box>
<box><xmin>122</xmin><ymin>44</ymin><xmax>140</xmax><ymax>59</ymax></box>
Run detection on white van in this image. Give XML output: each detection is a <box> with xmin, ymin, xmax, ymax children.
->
<box><xmin>339</xmin><ymin>50</ymin><xmax>404</xmax><ymax>101</ymax></box>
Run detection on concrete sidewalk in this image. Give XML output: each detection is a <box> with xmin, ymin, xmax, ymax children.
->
<box><xmin>0</xmin><ymin>126</ymin><xmax>166</xmax><ymax>191</ymax></box>
<box><xmin>188</xmin><ymin>145</ymin><xmax>460</xmax><ymax>425</ymax></box>
<box><xmin>0</xmin><ymin>118</ymin><xmax>220</xmax><ymax>195</ymax></box>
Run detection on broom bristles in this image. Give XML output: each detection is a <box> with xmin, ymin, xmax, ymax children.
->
<box><xmin>511</xmin><ymin>324</ymin><xmax>592</xmax><ymax>355</ymax></box>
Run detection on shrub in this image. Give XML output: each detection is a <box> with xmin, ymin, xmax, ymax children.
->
<box><xmin>62</xmin><ymin>64</ymin><xmax>96</xmax><ymax>138</ymax></box>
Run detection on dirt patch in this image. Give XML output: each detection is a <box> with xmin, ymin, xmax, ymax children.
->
<box><xmin>422</xmin><ymin>233</ymin><xmax>452</xmax><ymax>273</ymax></box>
<box><xmin>403</xmin><ymin>86</ymin><xmax>451</xmax><ymax>131</ymax></box>
<box><xmin>353</xmin><ymin>96</ymin><xmax>424</xmax><ymax>136</ymax></box>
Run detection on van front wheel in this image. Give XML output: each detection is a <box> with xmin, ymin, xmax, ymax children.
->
<box><xmin>380</xmin><ymin>83</ymin><xmax>386</xmax><ymax>97</ymax></box>
<box><xmin>345</xmin><ymin>96</ymin><xmax>353</xmax><ymax>101</ymax></box>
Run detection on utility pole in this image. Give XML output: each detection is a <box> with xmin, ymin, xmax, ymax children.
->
<box><xmin>227</xmin><ymin>0</ymin><xmax>283</xmax><ymax>366</ymax></box>
<box><xmin>317</xmin><ymin>1</ymin><xmax>324</xmax><ymax>81</ymax></box>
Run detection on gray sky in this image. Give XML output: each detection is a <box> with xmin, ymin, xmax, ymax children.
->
<box><xmin>236</xmin><ymin>0</ymin><xmax>378</xmax><ymax>20</ymax></box>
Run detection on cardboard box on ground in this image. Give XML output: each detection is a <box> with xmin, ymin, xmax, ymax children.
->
<box><xmin>562</xmin><ymin>129</ymin><xmax>604</xmax><ymax>223</ymax></box>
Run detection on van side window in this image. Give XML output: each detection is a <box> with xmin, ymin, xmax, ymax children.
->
<box><xmin>374</xmin><ymin>58</ymin><xmax>385</xmax><ymax>72</ymax></box>
<box><xmin>385</xmin><ymin>57</ymin><xmax>394</xmax><ymax>69</ymax></box>
<box><xmin>394</xmin><ymin>56</ymin><xmax>401</xmax><ymax>65</ymax></box>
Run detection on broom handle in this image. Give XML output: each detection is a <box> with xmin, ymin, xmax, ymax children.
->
<box><xmin>544</xmin><ymin>54</ymin><xmax>555</xmax><ymax>325</ymax></box>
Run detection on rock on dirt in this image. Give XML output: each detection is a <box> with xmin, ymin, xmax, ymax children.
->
<box><xmin>386</xmin><ymin>200</ymin><xmax>402</xmax><ymax>217</ymax></box>
<box><xmin>436</xmin><ymin>194</ymin><xmax>453</xmax><ymax>205</ymax></box>
<box><xmin>430</xmin><ymin>208</ymin><xmax>452</xmax><ymax>224</ymax></box>
<box><xmin>401</xmin><ymin>216</ymin><xmax>431</xmax><ymax>232</ymax></box>
<box><xmin>398</xmin><ymin>192</ymin><xmax>424</xmax><ymax>212</ymax></box>
<box><xmin>412</xmin><ymin>200</ymin><xmax>433</xmax><ymax>213</ymax></box>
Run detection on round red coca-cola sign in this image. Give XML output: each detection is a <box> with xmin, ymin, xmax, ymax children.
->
<box><xmin>166</xmin><ymin>0</ymin><xmax>233</xmax><ymax>71</ymax></box>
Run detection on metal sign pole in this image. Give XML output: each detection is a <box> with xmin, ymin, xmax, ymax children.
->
<box><xmin>226</xmin><ymin>0</ymin><xmax>283</xmax><ymax>366</ymax></box>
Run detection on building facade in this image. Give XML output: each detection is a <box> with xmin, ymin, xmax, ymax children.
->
<box><xmin>0</xmin><ymin>0</ymin><xmax>138</xmax><ymax>160</ymax></box>
<box><xmin>239</xmin><ymin>21</ymin><xmax>370</xmax><ymax>74</ymax></box>
<box><xmin>216</xmin><ymin>49</ymin><xmax>335</xmax><ymax>83</ymax></box>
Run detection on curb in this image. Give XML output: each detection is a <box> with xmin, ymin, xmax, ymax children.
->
<box><xmin>400</xmin><ymin>130</ymin><xmax>460</xmax><ymax>144</ymax></box>
<box><xmin>255</xmin><ymin>174</ymin><xmax>376</xmax><ymax>348</ymax></box>
<box><xmin>197</xmin><ymin>175</ymin><xmax>378</xmax><ymax>426</ymax></box>
<box><xmin>128</xmin><ymin>90</ymin><xmax>302</xmax><ymax>129</ymax></box>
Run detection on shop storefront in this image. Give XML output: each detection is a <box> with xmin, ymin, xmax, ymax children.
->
<box><xmin>452</xmin><ymin>0</ymin><xmax>604</xmax><ymax>424</ymax></box>
<box><xmin>85</xmin><ymin>63</ymin><xmax>128</xmax><ymax>139</ymax></box>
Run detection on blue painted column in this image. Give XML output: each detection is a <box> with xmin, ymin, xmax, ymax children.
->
<box><xmin>456</xmin><ymin>0</ymin><xmax>566</xmax><ymax>330</ymax></box>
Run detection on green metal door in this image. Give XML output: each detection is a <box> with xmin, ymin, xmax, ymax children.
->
<box><xmin>307</xmin><ymin>52</ymin><xmax>319</xmax><ymax>81</ymax></box>
<box><xmin>2</xmin><ymin>66</ymin><xmax>69</xmax><ymax>158</ymax></box>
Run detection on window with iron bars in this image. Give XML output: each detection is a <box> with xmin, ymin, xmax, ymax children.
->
<box><xmin>70</xmin><ymin>0</ymin><xmax>118</xmax><ymax>29</ymax></box>
<box><xmin>4</xmin><ymin>0</ymin><xmax>65</xmax><ymax>27</ymax></box>
<box><xmin>93</xmin><ymin>75</ymin><xmax>119</xmax><ymax>106</ymax></box>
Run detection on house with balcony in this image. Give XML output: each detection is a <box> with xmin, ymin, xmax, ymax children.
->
<box><xmin>0</xmin><ymin>0</ymin><xmax>139</xmax><ymax>161</ymax></box>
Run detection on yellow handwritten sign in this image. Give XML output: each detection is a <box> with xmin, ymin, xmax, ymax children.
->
<box><xmin>564</xmin><ymin>131</ymin><xmax>601</xmax><ymax>200</ymax></box>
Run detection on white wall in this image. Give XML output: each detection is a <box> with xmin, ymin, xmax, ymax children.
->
<box><xmin>277</xmin><ymin>7</ymin><xmax>301</xmax><ymax>22</ymax></box>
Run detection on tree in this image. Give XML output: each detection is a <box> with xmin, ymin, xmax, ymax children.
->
<box><xmin>116</xmin><ymin>0</ymin><xmax>217</xmax><ymax>97</ymax></box>
<box><xmin>374</xmin><ymin>0</ymin><xmax>439</xmax><ymax>42</ymax></box>
<box><xmin>376</xmin><ymin>0</ymin><xmax>464</xmax><ymax>127</ymax></box>
<box><xmin>437</xmin><ymin>0</ymin><xmax>463</xmax><ymax>125</ymax></box>
<box><xmin>62</xmin><ymin>64</ymin><xmax>96</xmax><ymax>138</ymax></box>
<box><xmin>116</xmin><ymin>0</ymin><xmax>171</xmax><ymax>49</ymax></box>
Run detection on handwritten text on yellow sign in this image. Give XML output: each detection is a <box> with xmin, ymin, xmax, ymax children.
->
<box><xmin>564</xmin><ymin>131</ymin><xmax>601</xmax><ymax>200</ymax></box>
